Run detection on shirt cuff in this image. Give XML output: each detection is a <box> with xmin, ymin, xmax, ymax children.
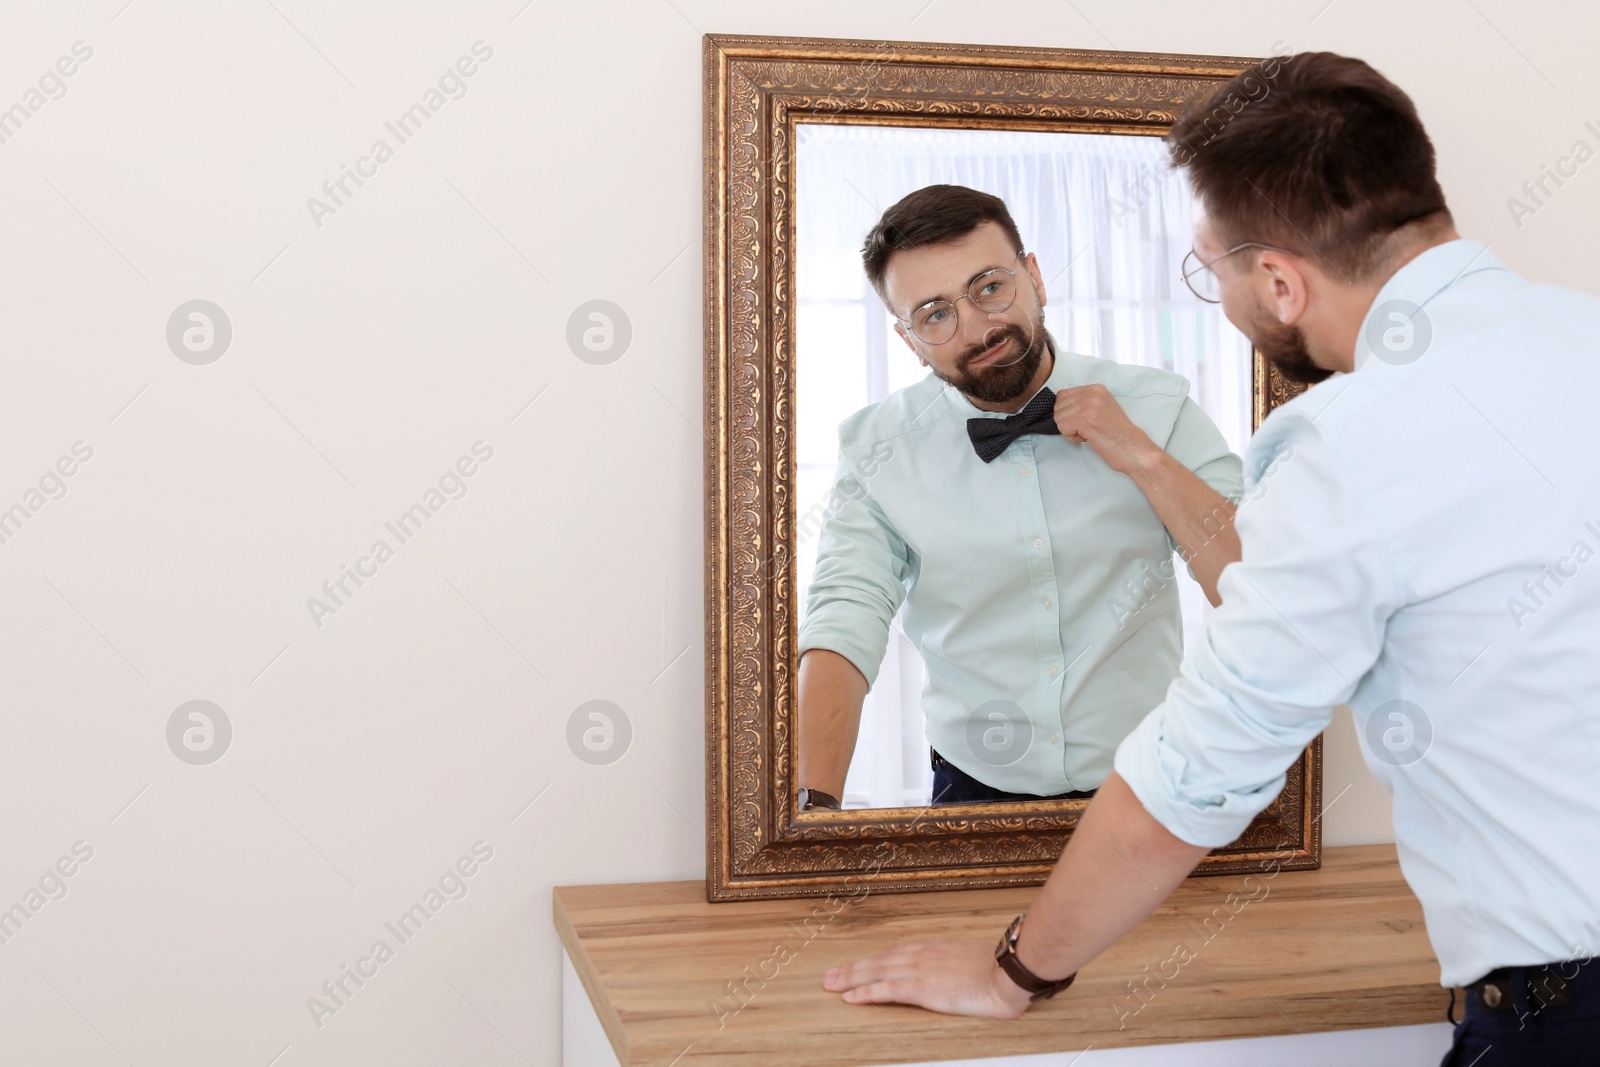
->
<box><xmin>796</xmin><ymin>630</ymin><xmax>883</xmax><ymax>689</ymax></box>
<box><xmin>1112</xmin><ymin>706</ymin><xmax>1288</xmax><ymax>849</ymax></box>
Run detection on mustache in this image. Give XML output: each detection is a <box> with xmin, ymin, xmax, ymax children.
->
<box><xmin>957</xmin><ymin>324</ymin><xmax>1030</xmax><ymax>369</ymax></box>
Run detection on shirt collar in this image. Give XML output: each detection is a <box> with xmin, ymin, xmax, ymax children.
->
<box><xmin>1352</xmin><ymin>239</ymin><xmax>1510</xmax><ymax>372</ymax></box>
<box><xmin>941</xmin><ymin>331</ymin><xmax>1066</xmax><ymax>419</ymax></box>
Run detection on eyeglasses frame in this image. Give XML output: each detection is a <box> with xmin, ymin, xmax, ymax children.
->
<box><xmin>1181</xmin><ymin>241</ymin><xmax>1298</xmax><ymax>303</ymax></box>
<box><xmin>893</xmin><ymin>251</ymin><xmax>1032</xmax><ymax>345</ymax></box>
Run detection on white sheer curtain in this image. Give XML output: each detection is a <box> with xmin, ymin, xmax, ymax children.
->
<box><xmin>794</xmin><ymin>124</ymin><xmax>1254</xmax><ymax>809</ymax></box>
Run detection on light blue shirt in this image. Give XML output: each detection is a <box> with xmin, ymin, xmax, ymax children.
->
<box><xmin>798</xmin><ymin>341</ymin><xmax>1242</xmax><ymax>794</ymax></box>
<box><xmin>1115</xmin><ymin>240</ymin><xmax>1600</xmax><ymax>987</ymax></box>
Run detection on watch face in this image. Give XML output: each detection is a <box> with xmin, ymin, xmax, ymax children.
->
<box><xmin>998</xmin><ymin>915</ymin><xmax>1022</xmax><ymax>961</ymax></box>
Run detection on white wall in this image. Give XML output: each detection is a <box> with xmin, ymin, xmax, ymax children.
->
<box><xmin>0</xmin><ymin>2</ymin><xmax>1594</xmax><ymax>1064</ymax></box>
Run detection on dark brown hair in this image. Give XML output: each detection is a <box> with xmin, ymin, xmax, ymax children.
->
<box><xmin>1168</xmin><ymin>50</ymin><xmax>1451</xmax><ymax>280</ymax></box>
<box><xmin>861</xmin><ymin>184</ymin><xmax>1024</xmax><ymax>304</ymax></box>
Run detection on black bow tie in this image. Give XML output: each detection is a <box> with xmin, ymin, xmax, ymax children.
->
<box><xmin>966</xmin><ymin>387</ymin><xmax>1059</xmax><ymax>463</ymax></box>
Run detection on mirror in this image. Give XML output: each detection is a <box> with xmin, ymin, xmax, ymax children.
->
<box><xmin>704</xmin><ymin>33</ymin><xmax>1319</xmax><ymax>900</ymax></box>
<box><xmin>794</xmin><ymin>123</ymin><xmax>1254</xmax><ymax>810</ymax></box>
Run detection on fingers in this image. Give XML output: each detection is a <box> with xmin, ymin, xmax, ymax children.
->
<box><xmin>826</xmin><ymin>953</ymin><xmax>926</xmax><ymax>1004</ymax></box>
<box><xmin>822</xmin><ymin>961</ymin><xmax>867</xmax><ymax>991</ymax></box>
<box><xmin>1053</xmin><ymin>383</ymin><xmax>1110</xmax><ymax>408</ymax></box>
<box><xmin>823</xmin><ymin>950</ymin><xmax>919</xmax><ymax>991</ymax></box>
<box><xmin>841</xmin><ymin>978</ymin><xmax>919</xmax><ymax>1005</ymax></box>
<box><xmin>1053</xmin><ymin>391</ymin><xmax>1106</xmax><ymax>436</ymax></box>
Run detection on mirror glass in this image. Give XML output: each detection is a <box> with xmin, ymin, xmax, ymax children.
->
<box><xmin>794</xmin><ymin>122</ymin><xmax>1255</xmax><ymax>810</ymax></box>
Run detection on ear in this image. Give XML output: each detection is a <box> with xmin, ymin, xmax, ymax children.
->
<box><xmin>1254</xmin><ymin>250</ymin><xmax>1309</xmax><ymax>326</ymax></box>
<box><xmin>1022</xmin><ymin>251</ymin><xmax>1047</xmax><ymax>309</ymax></box>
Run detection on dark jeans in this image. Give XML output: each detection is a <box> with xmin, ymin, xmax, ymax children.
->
<box><xmin>1440</xmin><ymin>959</ymin><xmax>1600</xmax><ymax>1065</ymax></box>
<box><xmin>930</xmin><ymin>749</ymin><xmax>1097</xmax><ymax>805</ymax></box>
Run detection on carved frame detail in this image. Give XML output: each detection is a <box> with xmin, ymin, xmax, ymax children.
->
<box><xmin>704</xmin><ymin>33</ymin><xmax>1316</xmax><ymax>901</ymax></box>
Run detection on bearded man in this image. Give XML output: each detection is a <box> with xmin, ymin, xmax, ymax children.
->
<box><xmin>795</xmin><ymin>183</ymin><xmax>1243</xmax><ymax>809</ymax></box>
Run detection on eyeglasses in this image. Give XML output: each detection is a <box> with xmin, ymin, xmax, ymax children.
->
<box><xmin>1181</xmin><ymin>242</ymin><xmax>1296</xmax><ymax>303</ymax></box>
<box><xmin>896</xmin><ymin>254</ymin><xmax>1026</xmax><ymax>345</ymax></box>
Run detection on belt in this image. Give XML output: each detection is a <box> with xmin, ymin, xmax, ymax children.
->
<box><xmin>1469</xmin><ymin>964</ymin><xmax>1581</xmax><ymax>1013</ymax></box>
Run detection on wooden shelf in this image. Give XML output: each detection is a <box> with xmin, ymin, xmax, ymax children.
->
<box><xmin>554</xmin><ymin>844</ymin><xmax>1444</xmax><ymax>1066</ymax></box>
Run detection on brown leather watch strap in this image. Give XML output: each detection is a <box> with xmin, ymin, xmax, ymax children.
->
<box><xmin>995</xmin><ymin>913</ymin><xmax>1077</xmax><ymax>1001</ymax></box>
<box><xmin>797</xmin><ymin>788</ymin><xmax>841</xmax><ymax>811</ymax></box>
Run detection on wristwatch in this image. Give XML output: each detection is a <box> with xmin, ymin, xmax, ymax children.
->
<box><xmin>797</xmin><ymin>788</ymin><xmax>842</xmax><ymax>811</ymax></box>
<box><xmin>995</xmin><ymin>913</ymin><xmax>1077</xmax><ymax>1001</ymax></box>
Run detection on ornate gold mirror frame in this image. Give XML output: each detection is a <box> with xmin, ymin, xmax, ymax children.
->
<box><xmin>703</xmin><ymin>33</ymin><xmax>1317</xmax><ymax>901</ymax></box>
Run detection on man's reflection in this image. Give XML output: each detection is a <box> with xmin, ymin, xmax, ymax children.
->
<box><xmin>796</xmin><ymin>184</ymin><xmax>1244</xmax><ymax>809</ymax></box>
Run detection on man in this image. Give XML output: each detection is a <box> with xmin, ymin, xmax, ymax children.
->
<box><xmin>824</xmin><ymin>51</ymin><xmax>1600</xmax><ymax>1066</ymax></box>
<box><xmin>796</xmin><ymin>183</ymin><xmax>1243</xmax><ymax>809</ymax></box>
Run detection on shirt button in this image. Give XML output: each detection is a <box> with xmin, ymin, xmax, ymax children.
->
<box><xmin>1049</xmin><ymin>733</ymin><xmax>1060</xmax><ymax>743</ymax></box>
<box><xmin>1041</xmin><ymin>597</ymin><xmax>1053</xmax><ymax>609</ymax></box>
<box><xmin>1019</xmin><ymin>466</ymin><xmax>1031</xmax><ymax>477</ymax></box>
<box><xmin>1032</xmin><ymin>538</ymin><xmax>1044</xmax><ymax>549</ymax></box>
<box><xmin>1048</xmin><ymin>666</ymin><xmax>1059</xmax><ymax>677</ymax></box>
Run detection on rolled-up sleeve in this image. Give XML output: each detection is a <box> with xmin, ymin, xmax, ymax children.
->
<box><xmin>1160</xmin><ymin>394</ymin><xmax>1245</xmax><ymax>564</ymax></box>
<box><xmin>796</xmin><ymin>445</ymin><xmax>914</xmax><ymax>687</ymax></box>
<box><xmin>1114</xmin><ymin>411</ymin><xmax>1402</xmax><ymax>846</ymax></box>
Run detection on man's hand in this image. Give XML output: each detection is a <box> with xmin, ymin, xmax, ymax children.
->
<box><xmin>1054</xmin><ymin>383</ymin><xmax>1240</xmax><ymax>604</ymax></box>
<box><xmin>1052</xmin><ymin>384</ymin><xmax>1160</xmax><ymax>476</ymax></box>
<box><xmin>821</xmin><ymin>775</ymin><xmax>1211</xmax><ymax>1022</ymax></box>
<box><xmin>822</xmin><ymin>939</ymin><xmax>1035</xmax><ymax>1018</ymax></box>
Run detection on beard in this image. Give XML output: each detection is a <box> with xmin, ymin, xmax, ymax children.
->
<box><xmin>929</xmin><ymin>314</ymin><xmax>1051</xmax><ymax>404</ymax></box>
<box><xmin>1243</xmin><ymin>299</ymin><xmax>1331</xmax><ymax>385</ymax></box>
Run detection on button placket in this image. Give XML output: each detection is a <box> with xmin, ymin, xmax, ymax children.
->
<box><xmin>1011</xmin><ymin>439</ymin><xmax>1068</xmax><ymax>791</ymax></box>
